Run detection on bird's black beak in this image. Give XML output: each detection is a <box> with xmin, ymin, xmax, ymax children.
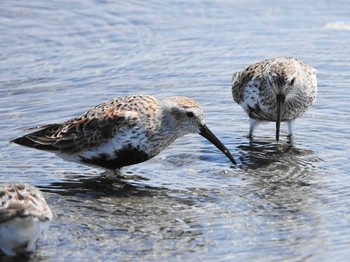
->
<box><xmin>199</xmin><ymin>124</ymin><xmax>236</xmax><ymax>165</ymax></box>
<box><xmin>276</xmin><ymin>94</ymin><xmax>286</xmax><ymax>142</ymax></box>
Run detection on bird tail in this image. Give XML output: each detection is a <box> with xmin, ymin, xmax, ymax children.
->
<box><xmin>11</xmin><ymin>124</ymin><xmax>62</xmax><ymax>151</ymax></box>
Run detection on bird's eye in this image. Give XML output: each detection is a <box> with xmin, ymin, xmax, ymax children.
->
<box><xmin>186</xmin><ymin>112</ymin><xmax>194</xmax><ymax>118</ymax></box>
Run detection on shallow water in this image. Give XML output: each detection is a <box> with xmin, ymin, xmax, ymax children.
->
<box><xmin>1</xmin><ymin>0</ymin><xmax>350</xmax><ymax>260</ymax></box>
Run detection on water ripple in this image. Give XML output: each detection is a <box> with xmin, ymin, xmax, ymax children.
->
<box><xmin>1</xmin><ymin>0</ymin><xmax>350</xmax><ymax>260</ymax></box>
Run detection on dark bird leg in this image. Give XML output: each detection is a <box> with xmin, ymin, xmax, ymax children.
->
<box><xmin>247</xmin><ymin>119</ymin><xmax>258</xmax><ymax>139</ymax></box>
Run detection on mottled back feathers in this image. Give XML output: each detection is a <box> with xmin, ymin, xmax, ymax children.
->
<box><xmin>0</xmin><ymin>184</ymin><xmax>52</xmax><ymax>224</ymax></box>
<box><xmin>12</xmin><ymin>96</ymin><xmax>159</xmax><ymax>154</ymax></box>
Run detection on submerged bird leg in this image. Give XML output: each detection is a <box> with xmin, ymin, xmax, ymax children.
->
<box><xmin>1</xmin><ymin>246</ymin><xmax>16</xmax><ymax>256</ymax></box>
<box><xmin>247</xmin><ymin>118</ymin><xmax>258</xmax><ymax>138</ymax></box>
<box><xmin>103</xmin><ymin>168</ymin><xmax>123</xmax><ymax>179</ymax></box>
<box><xmin>276</xmin><ymin>94</ymin><xmax>286</xmax><ymax>142</ymax></box>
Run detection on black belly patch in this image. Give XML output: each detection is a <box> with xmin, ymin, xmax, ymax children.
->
<box><xmin>79</xmin><ymin>147</ymin><xmax>150</xmax><ymax>170</ymax></box>
<box><xmin>247</xmin><ymin>104</ymin><xmax>272</xmax><ymax>120</ymax></box>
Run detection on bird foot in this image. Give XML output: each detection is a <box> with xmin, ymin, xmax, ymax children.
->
<box><xmin>245</xmin><ymin>133</ymin><xmax>253</xmax><ymax>139</ymax></box>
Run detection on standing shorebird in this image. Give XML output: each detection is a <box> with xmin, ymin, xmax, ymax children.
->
<box><xmin>0</xmin><ymin>184</ymin><xmax>52</xmax><ymax>256</ymax></box>
<box><xmin>231</xmin><ymin>57</ymin><xmax>317</xmax><ymax>141</ymax></box>
<box><xmin>11</xmin><ymin>95</ymin><xmax>236</xmax><ymax>171</ymax></box>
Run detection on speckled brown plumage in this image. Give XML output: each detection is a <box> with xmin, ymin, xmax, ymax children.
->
<box><xmin>231</xmin><ymin>57</ymin><xmax>317</xmax><ymax>141</ymax></box>
<box><xmin>0</xmin><ymin>184</ymin><xmax>52</xmax><ymax>256</ymax></box>
<box><xmin>12</xmin><ymin>95</ymin><xmax>236</xmax><ymax>170</ymax></box>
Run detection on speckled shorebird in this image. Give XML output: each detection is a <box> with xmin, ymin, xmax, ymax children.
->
<box><xmin>11</xmin><ymin>95</ymin><xmax>236</xmax><ymax>170</ymax></box>
<box><xmin>0</xmin><ymin>184</ymin><xmax>52</xmax><ymax>256</ymax></box>
<box><xmin>231</xmin><ymin>57</ymin><xmax>317</xmax><ymax>141</ymax></box>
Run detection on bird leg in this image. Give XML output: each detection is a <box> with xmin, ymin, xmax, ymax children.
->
<box><xmin>247</xmin><ymin>119</ymin><xmax>258</xmax><ymax>138</ymax></box>
<box><xmin>287</xmin><ymin>120</ymin><xmax>294</xmax><ymax>138</ymax></box>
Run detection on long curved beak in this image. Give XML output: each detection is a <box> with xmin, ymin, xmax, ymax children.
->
<box><xmin>199</xmin><ymin>124</ymin><xmax>236</xmax><ymax>165</ymax></box>
<box><xmin>276</xmin><ymin>94</ymin><xmax>286</xmax><ymax>142</ymax></box>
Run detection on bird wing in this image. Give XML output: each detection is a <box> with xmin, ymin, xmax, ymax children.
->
<box><xmin>15</xmin><ymin>103</ymin><xmax>141</xmax><ymax>154</ymax></box>
<box><xmin>0</xmin><ymin>206</ymin><xmax>25</xmax><ymax>223</ymax></box>
<box><xmin>232</xmin><ymin>70</ymin><xmax>261</xmax><ymax>104</ymax></box>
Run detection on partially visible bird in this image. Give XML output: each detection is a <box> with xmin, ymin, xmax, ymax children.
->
<box><xmin>11</xmin><ymin>95</ymin><xmax>236</xmax><ymax>171</ymax></box>
<box><xmin>231</xmin><ymin>57</ymin><xmax>317</xmax><ymax>141</ymax></box>
<box><xmin>0</xmin><ymin>184</ymin><xmax>52</xmax><ymax>256</ymax></box>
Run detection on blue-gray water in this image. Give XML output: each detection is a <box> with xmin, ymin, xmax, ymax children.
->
<box><xmin>1</xmin><ymin>0</ymin><xmax>350</xmax><ymax>261</ymax></box>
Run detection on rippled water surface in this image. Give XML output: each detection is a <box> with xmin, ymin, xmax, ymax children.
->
<box><xmin>1</xmin><ymin>0</ymin><xmax>350</xmax><ymax>260</ymax></box>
